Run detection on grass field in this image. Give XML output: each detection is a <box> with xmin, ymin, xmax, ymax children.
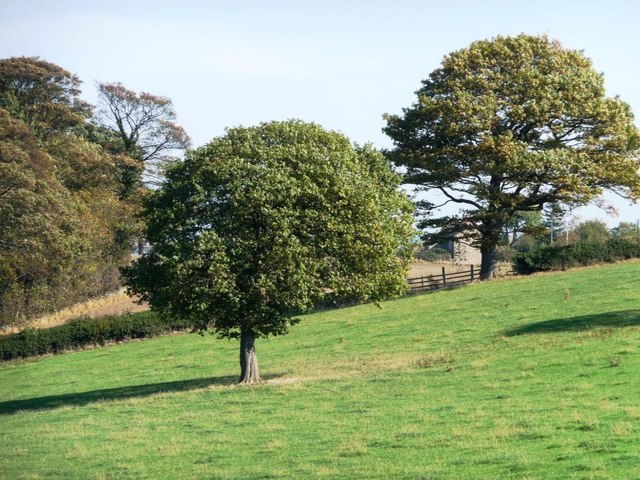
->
<box><xmin>1</xmin><ymin>262</ymin><xmax>640</xmax><ymax>479</ymax></box>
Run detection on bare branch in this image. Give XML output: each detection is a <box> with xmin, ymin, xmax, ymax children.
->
<box><xmin>438</xmin><ymin>187</ymin><xmax>482</xmax><ymax>209</ymax></box>
<box><xmin>96</xmin><ymin>81</ymin><xmax>191</xmax><ymax>191</ymax></box>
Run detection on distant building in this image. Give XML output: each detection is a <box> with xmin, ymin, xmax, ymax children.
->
<box><xmin>447</xmin><ymin>232</ymin><xmax>481</xmax><ymax>264</ymax></box>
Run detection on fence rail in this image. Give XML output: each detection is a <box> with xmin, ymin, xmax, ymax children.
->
<box><xmin>408</xmin><ymin>266</ymin><xmax>477</xmax><ymax>293</ymax></box>
<box><xmin>408</xmin><ymin>266</ymin><xmax>516</xmax><ymax>293</ymax></box>
<box><xmin>409</xmin><ymin>265</ymin><xmax>518</xmax><ymax>293</ymax></box>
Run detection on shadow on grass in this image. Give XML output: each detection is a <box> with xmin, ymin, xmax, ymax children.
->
<box><xmin>504</xmin><ymin>310</ymin><xmax>640</xmax><ymax>336</ymax></box>
<box><xmin>0</xmin><ymin>373</ymin><xmax>284</xmax><ymax>415</ymax></box>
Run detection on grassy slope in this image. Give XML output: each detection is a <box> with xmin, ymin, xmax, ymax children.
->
<box><xmin>1</xmin><ymin>262</ymin><xmax>640</xmax><ymax>479</ymax></box>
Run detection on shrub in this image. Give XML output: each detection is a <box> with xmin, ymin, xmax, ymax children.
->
<box><xmin>513</xmin><ymin>239</ymin><xmax>640</xmax><ymax>274</ymax></box>
<box><xmin>0</xmin><ymin>312</ymin><xmax>192</xmax><ymax>361</ymax></box>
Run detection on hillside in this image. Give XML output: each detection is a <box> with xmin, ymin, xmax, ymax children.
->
<box><xmin>3</xmin><ymin>262</ymin><xmax>473</xmax><ymax>334</ymax></box>
<box><xmin>1</xmin><ymin>262</ymin><xmax>640</xmax><ymax>479</ymax></box>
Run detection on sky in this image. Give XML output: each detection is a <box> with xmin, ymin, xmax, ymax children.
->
<box><xmin>1</xmin><ymin>0</ymin><xmax>639</xmax><ymax>227</ymax></box>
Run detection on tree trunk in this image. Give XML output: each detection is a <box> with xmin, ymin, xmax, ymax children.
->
<box><xmin>239</xmin><ymin>331</ymin><xmax>260</xmax><ymax>384</ymax></box>
<box><xmin>479</xmin><ymin>244</ymin><xmax>499</xmax><ymax>280</ymax></box>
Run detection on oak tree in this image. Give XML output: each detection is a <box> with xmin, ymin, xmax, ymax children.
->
<box><xmin>123</xmin><ymin>120</ymin><xmax>415</xmax><ymax>383</ymax></box>
<box><xmin>384</xmin><ymin>35</ymin><xmax>640</xmax><ymax>279</ymax></box>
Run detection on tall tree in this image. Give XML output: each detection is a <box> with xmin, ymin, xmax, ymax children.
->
<box><xmin>384</xmin><ymin>34</ymin><xmax>640</xmax><ymax>279</ymax></box>
<box><xmin>542</xmin><ymin>203</ymin><xmax>568</xmax><ymax>245</ymax></box>
<box><xmin>0</xmin><ymin>108</ymin><xmax>83</xmax><ymax>322</ymax></box>
<box><xmin>0</xmin><ymin>108</ymin><xmax>59</xmax><ymax>255</ymax></box>
<box><xmin>123</xmin><ymin>120</ymin><xmax>415</xmax><ymax>383</ymax></box>
<box><xmin>0</xmin><ymin>57</ymin><xmax>91</xmax><ymax>140</ymax></box>
<box><xmin>96</xmin><ymin>82</ymin><xmax>190</xmax><ymax>197</ymax></box>
<box><xmin>0</xmin><ymin>57</ymin><xmax>135</xmax><ymax>325</ymax></box>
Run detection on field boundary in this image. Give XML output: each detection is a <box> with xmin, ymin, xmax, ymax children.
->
<box><xmin>408</xmin><ymin>266</ymin><xmax>514</xmax><ymax>293</ymax></box>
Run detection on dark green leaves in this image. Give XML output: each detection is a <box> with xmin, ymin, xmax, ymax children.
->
<box><xmin>125</xmin><ymin>120</ymin><xmax>415</xmax><ymax>339</ymax></box>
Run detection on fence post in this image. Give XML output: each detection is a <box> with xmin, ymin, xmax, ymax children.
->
<box><xmin>470</xmin><ymin>265</ymin><xmax>474</xmax><ymax>281</ymax></box>
<box><xmin>442</xmin><ymin>266</ymin><xmax>447</xmax><ymax>287</ymax></box>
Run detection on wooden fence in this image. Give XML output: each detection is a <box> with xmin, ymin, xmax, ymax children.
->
<box><xmin>408</xmin><ymin>266</ymin><xmax>515</xmax><ymax>293</ymax></box>
<box><xmin>407</xmin><ymin>266</ymin><xmax>476</xmax><ymax>293</ymax></box>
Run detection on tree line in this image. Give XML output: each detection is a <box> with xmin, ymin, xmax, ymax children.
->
<box><xmin>0</xmin><ymin>57</ymin><xmax>189</xmax><ymax>326</ymax></box>
<box><xmin>507</xmin><ymin>210</ymin><xmax>640</xmax><ymax>254</ymax></box>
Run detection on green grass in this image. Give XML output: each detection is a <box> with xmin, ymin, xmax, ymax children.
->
<box><xmin>2</xmin><ymin>262</ymin><xmax>640</xmax><ymax>479</ymax></box>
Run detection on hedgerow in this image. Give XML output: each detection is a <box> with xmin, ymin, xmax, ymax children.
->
<box><xmin>0</xmin><ymin>312</ymin><xmax>191</xmax><ymax>361</ymax></box>
<box><xmin>513</xmin><ymin>239</ymin><xmax>640</xmax><ymax>274</ymax></box>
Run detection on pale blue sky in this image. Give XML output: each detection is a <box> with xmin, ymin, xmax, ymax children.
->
<box><xmin>1</xmin><ymin>0</ymin><xmax>639</xmax><ymax>226</ymax></box>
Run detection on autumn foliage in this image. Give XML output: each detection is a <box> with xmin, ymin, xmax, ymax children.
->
<box><xmin>0</xmin><ymin>57</ymin><xmax>188</xmax><ymax>326</ymax></box>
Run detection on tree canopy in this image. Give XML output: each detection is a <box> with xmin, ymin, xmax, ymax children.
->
<box><xmin>0</xmin><ymin>57</ymin><xmax>91</xmax><ymax>139</ymax></box>
<box><xmin>123</xmin><ymin>120</ymin><xmax>415</xmax><ymax>383</ymax></box>
<box><xmin>384</xmin><ymin>34</ymin><xmax>640</xmax><ymax>279</ymax></box>
<box><xmin>610</xmin><ymin>221</ymin><xmax>640</xmax><ymax>241</ymax></box>
<box><xmin>574</xmin><ymin>219</ymin><xmax>610</xmax><ymax>244</ymax></box>
<box><xmin>0</xmin><ymin>57</ymin><xmax>182</xmax><ymax>326</ymax></box>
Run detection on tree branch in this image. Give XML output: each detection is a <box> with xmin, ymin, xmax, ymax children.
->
<box><xmin>438</xmin><ymin>187</ymin><xmax>482</xmax><ymax>209</ymax></box>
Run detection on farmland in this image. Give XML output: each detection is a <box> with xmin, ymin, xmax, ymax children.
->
<box><xmin>1</xmin><ymin>261</ymin><xmax>640</xmax><ymax>479</ymax></box>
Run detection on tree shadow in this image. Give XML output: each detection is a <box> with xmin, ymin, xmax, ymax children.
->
<box><xmin>0</xmin><ymin>373</ymin><xmax>284</xmax><ymax>415</ymax></box>
<box><xmin>504</xmin><ymin>310</ymin><xmax>640</xmax><ymax>337</ymax></box>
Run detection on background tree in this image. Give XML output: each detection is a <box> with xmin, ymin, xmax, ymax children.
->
<box><xmin>542</xmin><ymin>203</ymin><xmax>569</xmax><ymax>245</ymax></box>
<box><xmin>503</xmin><ymin>210</ymin><xmax>543</xmax><ymax>246</ymax></box>
<box><xmin>574</xmin><ymin>219</ymin><xmax>610</xmax><ymax>244</ymax></box>
<box><xmin>0</xmin><ymin>57</ymin><xmax>91</xmax><ymax>140</ymax></box>
<box><xmin>610</xmin><ymin>221</ymin><xmax>640</xmax><ymax>241</ymax></box>
<box><xmin>384</xmin><ymin>34</ymin><xmax>640</xmax><ymax>279</ymax></box>
<box><xmin>0</xmin><ymin>108</ymin><xmax>63</xmax><ymax>321</ymax></box>
<box><xmin>0</xmin><ymin>57</ymin><xmax>134</xmax><ymax>326</ymax></box>
<box><xmin>0</xmin><ymin>107</ymin><xmax>125</xmax><ymax>323</ymax></box>
<box><xmin>123</xmin><ymin>120</ymin><xmax>415</xmax><ymax>384</ymax></box>
<box><xmin>96</xmin><ymin>82</ymin><xmax>190</xmax><ymax>197</ymax></box>
<box><xmin>498</xmin><ymin>210</ymin><xmax>545</xmax><ymax>261</ymax></box>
